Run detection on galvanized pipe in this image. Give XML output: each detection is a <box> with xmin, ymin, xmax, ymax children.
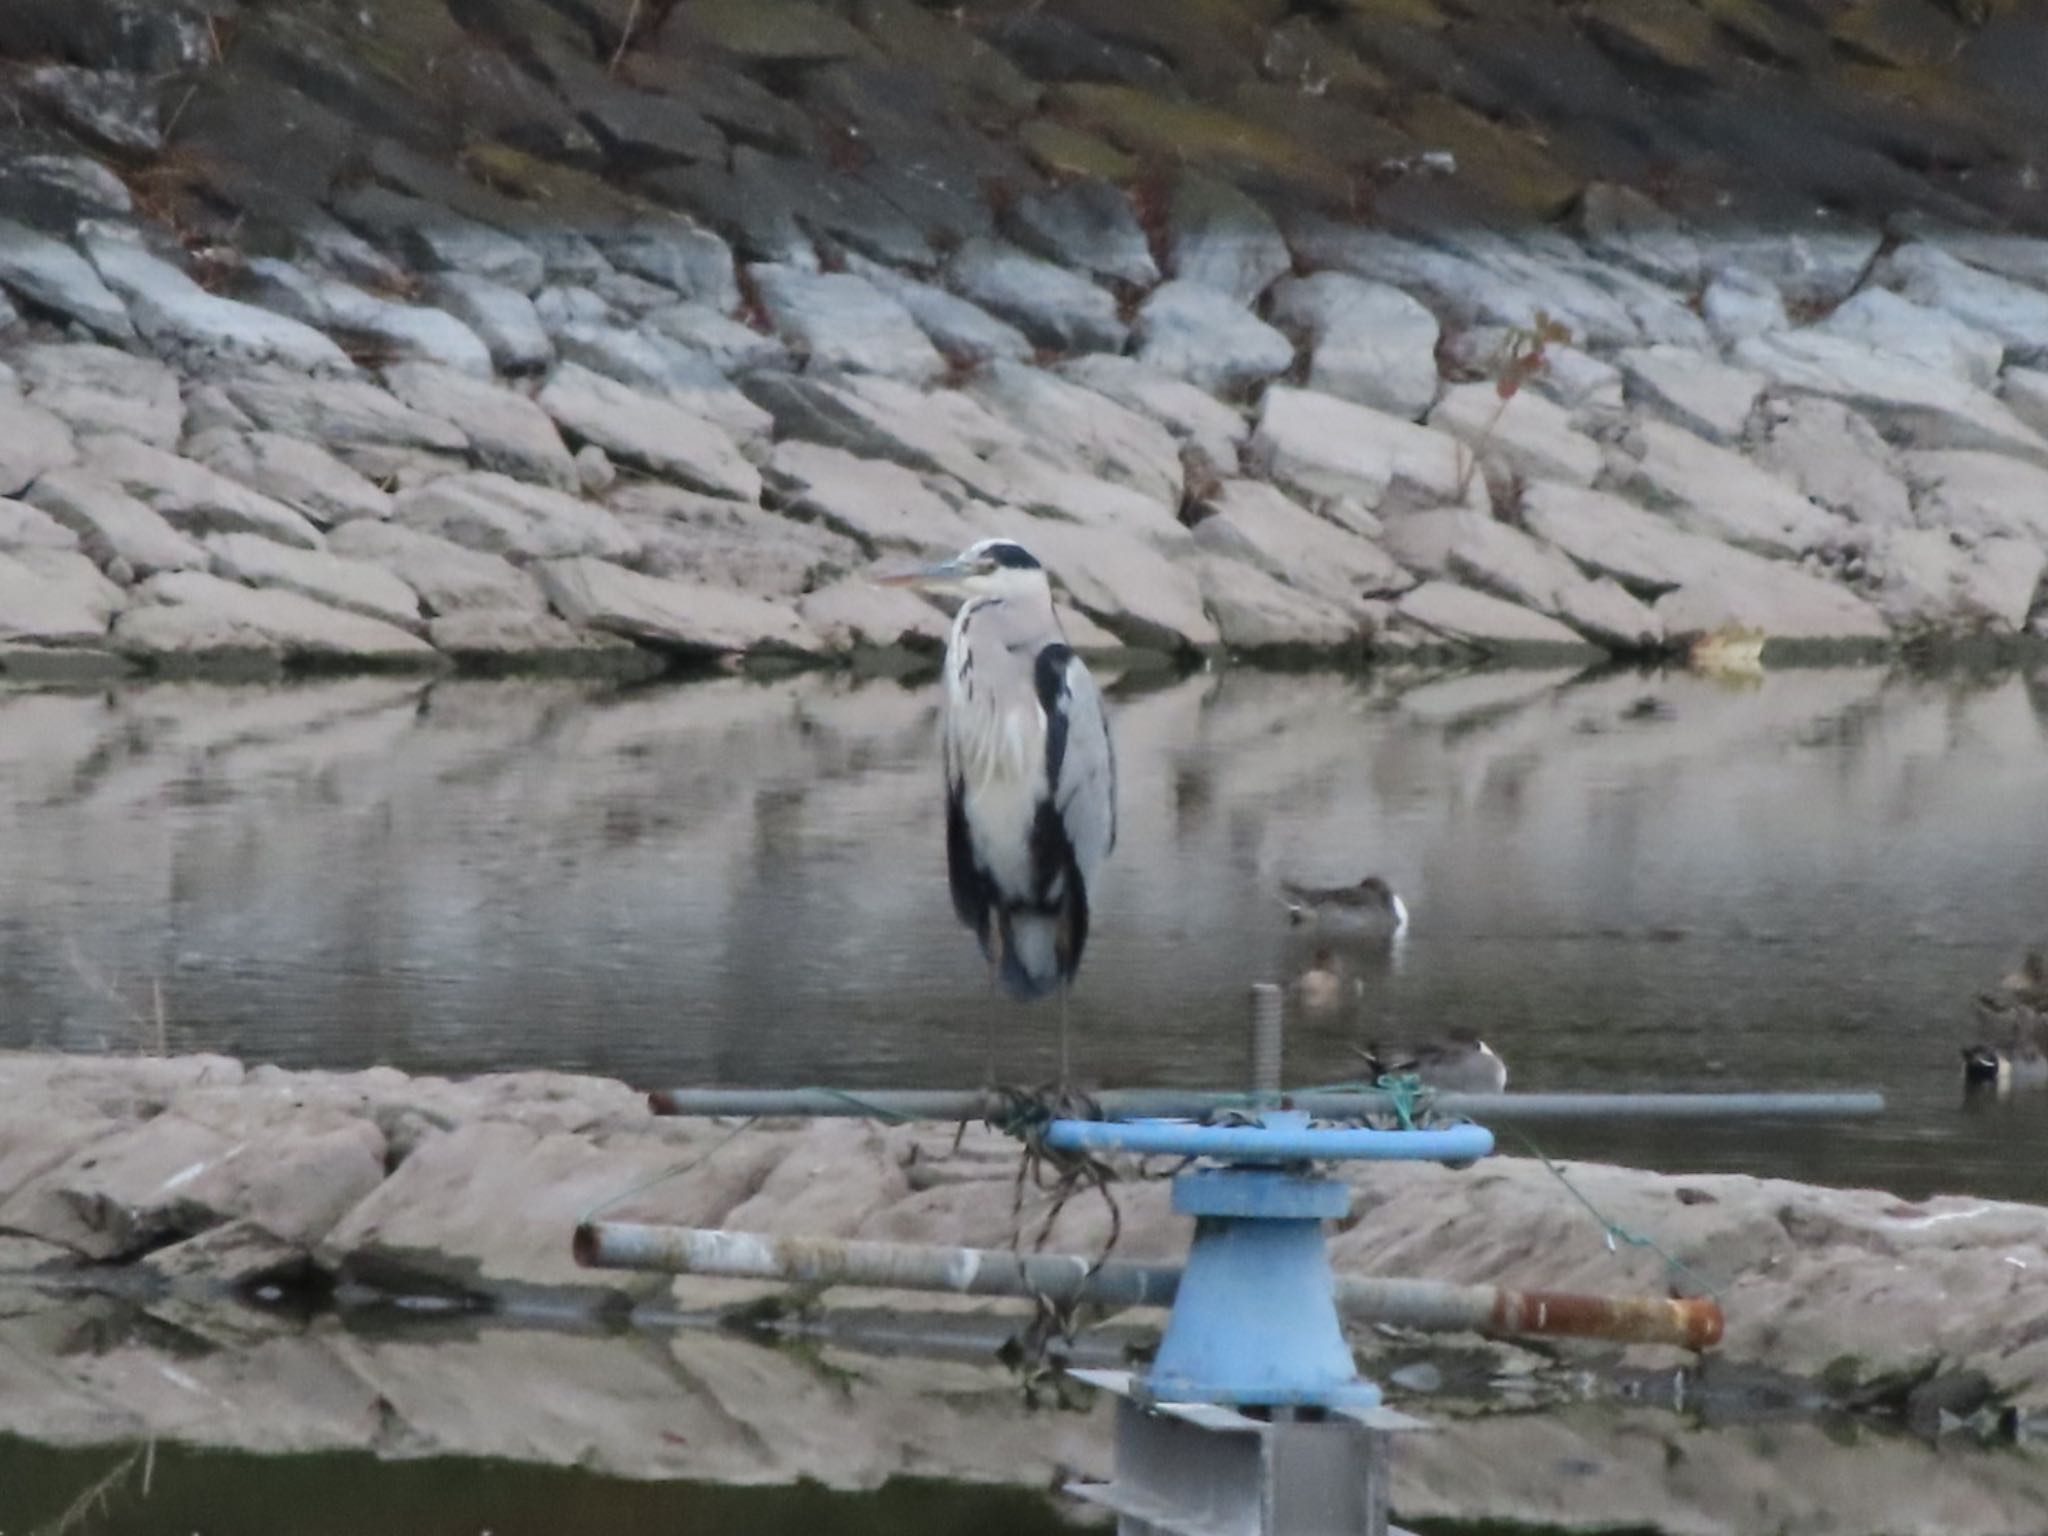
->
<box><xmin>1249</xmin><ymin>982</ymin><xmax>1283</xmax><ymax>1102</ymax></box>
<box><xmin>575</xmin><ymin>1222</ymin><xmax>1724</xmax><ymax>1349</ymax></box>
<box><xmin>647</xmin><ymin>1087</ymin><xmax>1886</xmax><ymax>1123</ymax></box>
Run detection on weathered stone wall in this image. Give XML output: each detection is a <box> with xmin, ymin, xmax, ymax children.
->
<box><xmin>0</xmin><ymin>0</ymin><xmax>2045</xmax><ymax>676</ymax></box>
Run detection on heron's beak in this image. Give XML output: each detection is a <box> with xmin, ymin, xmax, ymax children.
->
<box><xmin>877</xmin><ymin>556</ymin><xmax>973</xmax><ymax>589</ymax></box>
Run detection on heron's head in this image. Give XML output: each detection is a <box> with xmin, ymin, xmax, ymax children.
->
<box><xmin>880</xmin><ymin>537</ymin><xmax>1050</xmax><ymax>602</ymax></box>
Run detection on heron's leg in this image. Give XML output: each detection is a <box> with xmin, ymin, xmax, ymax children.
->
<box><xmin>1058</xmin><ymin>979</ymin><xmax>1070</xmax><ymax>1092</ymax></box>
<box><xmin>984</xmin><ymin>952</ymin><xmax>999</xmax><ymax>1088</ymax></box>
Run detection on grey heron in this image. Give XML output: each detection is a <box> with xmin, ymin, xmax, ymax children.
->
<box><xmin>883</xmin><ymin>537</ymin><xmax>1117</xmax><ymax>1084</ymax></box>
<box><xmin>1282</xmin><ymin>874</ymin><xmax>1409</xmax><ymax>938</ymax></box>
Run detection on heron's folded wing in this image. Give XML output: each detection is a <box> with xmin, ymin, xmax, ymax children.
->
<box><xmin>1049</xmin><ymin>649</ymin><xmax>1117</xmax><ymax>870</ymax></box>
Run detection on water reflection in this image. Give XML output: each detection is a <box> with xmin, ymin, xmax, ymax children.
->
<box><xmin>2</xmin><ymin>663</ymin><xmax>2046</xmax><ymax>1198</ymax></box>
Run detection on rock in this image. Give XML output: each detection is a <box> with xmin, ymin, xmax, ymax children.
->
<box><xmin>647</xmin><ymin>302</ymin><xmax>791</xmax><ymax>375</ymax></box>
<box><xmin>187</xmin><ymin>430</ymin><xmax>396</xmax><ymax>529</ymax></box>
<box><xmin>426</xmin><ymin>607</ymin><xmax>638</xmax><ymax>664</ymax></box>
<box><xmin>82</xmin><ymin>230</ymin><xmax>352</xmax><ymax>372</ymax></box>
<box><xmin>1608</xmin><ymin>420</ymin><xmax>1847</xmax><ymax>558</ymax></box>
<box><xmin>383</xmin><ymin>363</ymin><xmax>579</xmax><ymax>492</ymax></box>
<box><xmin>328</xmin><ymin>520</ymin><xmax>548</xmax><ymax>616</ymax></box>
<box><xmin>1001</xmin><ymin>519</ymin><xmax>1219</xmax><ymax>652</ymax></box>
<box><xmin>538</xmin><ymin>557</ymin><xmax>821</xmax><ymax>656</ymax></box>
<box><xmin>1615</xmin><ymin>346</ymin><xmax>1765</xmax><ymax>445</ymax></box>
<box><xmin>982</xmin><ymin>452</ymin><xmax>1185</xmax><ymax>541</ymax></box>
<box><xmin>1132</xmin><ymin>281</ymin><xmax>1294</xmax><ymax>397</ymax></box>
<box><xmin>1900</xmin><ymin>451</ymin><xmax>2048</xmax><ymax>546</ymax></box>
<box><xmin>0</xmin><ymin>550</ymin><xmax>116</xmax><ymax>645</ymax></box>
<box><xmin>333</xmin><ymin>185</ymin><xmax>545</xmax><ymax>294</ymax></box>
<box><xmin>1192</xmin><ymin>479</ymin><xmax>1404</xmax><ymax>602</ymax></box>
<box><xmin>1395</xmin><ymin>579</ymin><xmax>1595</xmax><ymax>653</ymax></box>
<box><xmin>1381</xmin><ymin>508</ymin><xmax>1661</xmax><ymax>651</ymax></box>
<box><xmin>0</xmin><ymin>496</ymin><xmax>80</xmax><ymax>553</ymax></box>
<box><xmin>1520</xmin><ymin>482</ymin><xmax>1890</xmax><ymax>644</ymax></box>
<box><xmin>575</xmin><ymin>446</ymin><xmax>616</xmax><ymax>495</ymax></box>
<box><xmin>0</xmin><ymin>151</ymin><xmax>133</xmax><ymax>223</ymax></box>
<box><xmin>1534</xmin><ymin>346</ymin><xmax>1628</xmax><ymax>429</ymax></box>
<box><xmin>1004</xmin><ymin>179</ymin><xmax>1157</xmax><ymax>287</ymax></box>
<box><xmin>796</xmin><ymin>576</ymin><xmax>950</xmax><ymax>653</ymax></box>
<box><xmin>965</xmin><ymin>362</ymin><xmax>1182</xmax><ymax>508</ymax></box>
<box><xmin>0</xmin><ymin>395</ymin><xmax>79</xmax><ymax>496</ymax></box>
<box><xmin>1700</xmin><ymin>270</ymin><xmax>1788</xmax><ymax>346</ymax></box>
<box><xmin>82</xmin><ymin>433</ymin><xmax>325</xmax><ymax>550</ymax></box>
<box><xmin>15</xmin><ymin>342</ymin><xmax>180</xmax><ymax>448</ymax></box>
<box><xmin>1879</xmin><ymin>243</ymin><xmax>2048</xmax><ymax>366</ymax></box>
<box><xmin>1251</xmin><ymin>387</ymin><xmax>1469</xmax><ymax>513</ymax></box>
<box><xmin>1267</xmin><ymin>274</ymin><xmax>1439</xmax><ymax>421</ymax></box>
<box><xmin>1698</xmin><ymin>228</ymin><xmax>1883</xmax><ymax>309</ymax></box>
<box><xmin>944</xmin><ymin>238</ymin><xmax>1126</xmax><ymax>353</ymax></box>
<box><xmin>1580</xmin><ymin>257</ymin><xmax>1714</xmax><ymax>349</ymax></box>
<box><xmin>293</xmin><ymin>209</ymin><xmax>411</xmax><ymax>291</ymax></box>
<box><xmin>245</xmin><ymin>261</ymin><xmax>495</xmax><ymax>379</ymax></box>
<box><xmin>840</xmin><ymin>254</ymin><xmax>1033</xmax><ymax>366</ymax></box>
<box><xmin>1816</xmin><ymin>288</ymin><xmax>2003</xmax><ymax>389</ymax></box>
<box><xmin>1194</xmin><ymin>553</ymin><xmax>1367</xmax><ymax>653</ymax></box>
<box><xmin>394</xmin><ymin>472</ymin><xmax>640</xmax><ymax>564</ymax></box>
<box><xmin>205</xmin><ymin>532</ymin><xmax>425</xmax><ymax>631</ymax></box>
<box><xmin>24</xmin><ymin>468</ymin><xmax>207</xmax><ymax>577</ymax></box>
<box><xmin>613</xmin><ymin>484</ymin><xmax>860</xmax><ymax>597</ymax></box>
<box><xmin>1866</xmin><ymin>530</ymin><xmax>2045</xmax><ymax>633</ymax></box>
<box><xmin>219</xmin><ymin>366</ymin><xmax>471</xmax><ymax>455</ymax></box>
<box><xmin>1051</xmin><ymin>355</ymin><xmax>1247</xmax><ymax>470</ymax></box>
<box><xmin>1731</xmin><ymin>331</ymin><xmax>2048</xmax><ymax>464</ymax></box>
<box><xmin>0</xmin><ymin>218</ymin><xmax>134</xmax><ymax>338</ymax></box>
<box><xmin>1167</xmin><ymin>173</ymin><xmax>1291</xmax><ymax>305</ymax></box>
<box><xmin>2004</xmin><ymin>369</ymin><xmax>2048</xmax><ymax>439</ymax></box>
<box><xmin>1578</xmin><ymin>182</ymin><xmax>1701</xmax><ymax>286</ymax></box>
<box><xmin>741</xmin><ymin>372</ymin><xmax>1019</xmax><ymax>500</ymax></box>
<box><xmin>537</xmin><ymin>363</ymin><xmax>761</xmax><ymax>500</ymax></box>
<box><xmin>423</xmin><ymin>274</ymin><xmax>555</xmax><ymax>374</ymax></box>
<box><xmin>22</xmin><ymin>65</ymin><xmax>162</xmax><ymax>153</ymax></box>
<box><xmin>748</xmin><ymin>264</ymin><xmax>945</xmax><ymax>383</ymax></box>
<box><xmin>1754</xmin><ymin>397</ymin><xmax>1914</xmax><ymax>530</ymax></box>
<box><xmin>1427</xmin><ymin>382</ymin><xmax>1604</xmax><ymax>490</ymax></box>
<box><xmin>594</xmin><ymin>224</ymin><xmax>739</xmax><ymax>313</ymax></box>
<box><xmin>534</xmin><ymin>284</ymin><xmax>613</xmax><ymax>337</ymax></box>
<box><xmin>114</xmin><ymin>570</ymin><xmax>438</xmax><ymax>667</ymax></box>
<box><xmin>764</xmin><ymin>441</ymin><xmax>978</xmax><ymax>554</ymax></box>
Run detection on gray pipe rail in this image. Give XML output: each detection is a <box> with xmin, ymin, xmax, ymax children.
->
<box><xmin>575</xmin><ymin>1221</ymin><xmax>1725</xmax><ymax>1350</ymax></box>
<box><xmin>647</xmin><ymin>1087</ymin><xmax>1886</xmax><ymax>1123</ymax></box>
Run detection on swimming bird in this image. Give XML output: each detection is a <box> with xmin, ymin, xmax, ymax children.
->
<box><xmin>1282</xmin><ymin>874</ymin><xmax>1409</xmax><ymax>938</ymax></box>
<box><xmin>882</xmin><ymin>537</ymin><xmax>1116</xmax><ymax>1085</ymax></box>
<box><xmin>1289</xmin><ymin>946</ymin><xmax>1362</xmax><ymax>1012</ymax></box>
<box><xmin>1963</xmin><ymin>992</ymin><xmax>2048</xmax><ymax>1094</ymax></box>
<box><xmin>1363</xmin><ymin>1030</ymin><xmax>1508</xmax><ymax>1095</ymax></box>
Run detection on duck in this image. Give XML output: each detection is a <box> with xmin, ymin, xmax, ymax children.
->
<box><xmin>1962</xmin><ymin>994</ymin><xmax>2048</xmax><ymax>1093</ymax></box>
<box><xmin>1281</xmin><ymin>874</ymin><xmax>1410</xmax><ymax>938</ymax></box>
<box><xmin>1289</xmin><ymin>947</ymin><xmax>1363</xmax><ymax>1012</ymax></box>
<box><xmin>1362</xmin><ymin>1029</ymin><xmax>1508</xmax><ymax>1095</ymax></box>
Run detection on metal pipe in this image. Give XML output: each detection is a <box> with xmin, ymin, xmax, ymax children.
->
<box><xmin>575</xmin><ymin>1223</ymin><xmax>1723</xmax><ymax>1349</ymax></box>
<box><xmin>1042</xmin><ymin>1117</ymin><xmax>1496</xmax><ymax>1163</ymax></box>
<box><xmin>648</xmin><ymin>1087</ymin><xmax>1887</xmax><ymax>1123</ymax></box>
<box><xmin>1249</xmin><ymin>982</ymin><xmax>1283</xmax><ymax>1102</ymax></box>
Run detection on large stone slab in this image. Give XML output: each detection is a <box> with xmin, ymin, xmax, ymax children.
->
<box><xmin>748</xmin><ymin>264</ymin><xmax>945</xmax><ymax>382</ymax></box>
<box><xmin>328</xmin><ymin>520</ymin><xmax>547</xmax><ymax>615</ymax></box>
<box><xmin>763</xmin><ymin>441</ymin><xmax>978</xmax><ymax>554</ymax></box>
<box><xmin>1395</xmin><ymin>580</ymin><xmax>1595</xmax><ymax>653</ymax></box>
<box><xmin>244</xmin><ymin>260</ymin><xmax>494</xmax><ymax>378</ymax></box>
<box><xmin>334</xmin><ymin>185</ymin><xmax>545</xmax><ymax>294</ymax></box>
<box><xmin>16</xmin><ymin>342</ymin><xmax>180</xmax><ymax>447</ymax></box>
<box><xmin>424</xmin><ymin>273</ymin><xmax>554</xmax><ymax>374</ymax></box>
<box><xmin>646</xmin><ymin>301</ymin><xmax>792</xmax><ymax>375</ymax></box>
<box><xmin>1004</xmin><ymin>179</ymin><xmax>1157</xmax><ymax>287</ymax></box>
<box><xmin>964</xmin><ymin>362</ymin><xmax>1182</xmax><ymax>508</ymax></box>
<box><xmin>0</xmin><ymin>497</ymin><xmax>80</xmax><ymax>553</ymax></box>
<box><xmin>1615</xmin><ymin>345</ymin><xmax>1765</xmax><ymax>445</ymax></box>
<box><xmin>611</xmin><ymin>484</ymin><xmax>861</xmax><ymax>598</ymax></box>
<box><xmin>1816</xmin><ymin>288</ymin><xmax>2003</xmax><ymax>388</ymax></box>
<box><xmin>538</xmin><ymin>557</ymin><xmax>821</xmax><ymax>656</ymax></box>
<box><xmin>0</xmin><ymin>550</ymin><xmax>115</xmax><ymax>645</ymax></box>
<box><xmin>1132</xmin><ymin>281</ymin><xmax>1294</xmax><ymax>397</ymax></box>
<box><xmin>82</xmin><ymin>433</ymin><xmax>325</xmax><ymax>550</ymax></box>
<box><xmin>205</xmin><ymin>532</ymin><xmax>425</xmax><ymax>631</ymax></box>
<box><xmin>1427</xmin><ymin>383</ymin><xmax>1603</xmax><ymax>489</ymax></box>
<box><xmin>1606</xmin><ymin>420</ymin><xmax>1848</xmax><ymax>558</ymax></box>
<box><xmin>944</xmin><ymin>238</ymin><xmax>1125</xmax><ymax>353</ymax></box>
<box><xmin>839</xmin><ymin>254</ymin><xmax>1032</xmax><ymax>365</ymax></box>
<box><xmin>24</xmin><ymin>468</ymin><xmax>207</xmax><ymax>577</ymax></box>
<box><xmin>741</xmin><ymin>373</ymin><xmax>1020</xmax><ymax>501</ymax></box>
<box><xmin>1052</xmin><ymin>354</ymin><xmax>1247</xmax><ymax>470</ymax></box>
<box><xmin>1191</xmin><ymin>479</ymin><xmax>1404</xmax><ymax>602</ymax></box>
<box><xmin>994</xmin><ymin>519</ymin><xmax>1219</xmax><ymax>652</ymax></box>
<box><xmin>796</xmin><ymin>576</ymin><xmax>951</xmax><ymax>653</ymax></box>
<box><xmin>1250</xmin><ymin>386</ymin><xmax>1468</xmax><ymax>512</ymax></box>
<box><xmin>0</xmin><ymin>396</ymin><xmax>78</xmax><ymax>496</ymax></box>
<box><xmin>82</xmin><ymin>230</ymin><xmax>351</xmax><ymax>372</ymax></box>
<box><xmin>394</xmin><ymin>473</ymin><xmax>640</xmax><ymax>564</ymax></box>
<box><xmin>187</xmin><ymin>430</ymin><xmax>395</xmax><ymax>529</ymax></box>
<box><xmin>113</xmin><ymin>570</ymin><xmax>438</xmax><ymax>667</ymax></box>
<box><xmin>1865</xmin><ymin>530</ymin><xmax>2045</xmax><ymax>634</ymax></box>
<box><xmin>1194</xmin><ymin>553</ymin><xmax>1367</xmax><ymax>653</ymax></box>
<box><xmin>383</xmin><ymin>363</ymin><xmax>579</xmax><ymax>491</ymax></box>
<box><xmin>1878</xmin><ymin>242</ymin><xmax>2048</xmax><ymax>366</ymax></box>
<box><xmin>0</xmin><ymin>217</ymin><xmax>134</xmax><ymax>337</ymax></box>
<box><xmin>1266</xmin><ymin>273</ymin><xmax>1440</xmax><ymax>421</ymax></box>
<box><xmin>1167</xmin><ymin>173</ymin><xmax>1291</xmax><ymax>305</ymax></box>
<box><xmin>536</xmin><ymin>363</ymin><xmax>760</xmax><ymax>500</ymax></box>
<box><xmin>218</xmin><ymin>366</ymin><xmax>471</xmax><ymax>454</ymax></box>
<box><xmin>1900</xmin><ymin>451</ymin><xmax>2048</xmax><ymax>546</ymax></box>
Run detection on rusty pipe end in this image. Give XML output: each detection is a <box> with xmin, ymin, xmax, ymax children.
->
<box><xmin>648</xmin><ymin>1090</ymin><xmax>681</xmax><ymax>1115</ymax></box>
<box><xmin>571</xmin><ymin>1222</ymin><xmax>602</xmax><ymax>1269</ymax></box>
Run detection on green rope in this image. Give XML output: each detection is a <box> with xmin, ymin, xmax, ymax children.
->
<box><xmin>1372</xmin><ymin>1072</ymin><xmax>1425</xmax><ymax>1131</ymax></box>
<box><xmin>1503</xmin><ymin>1124</ymin><xmax>1724</xmax><ymax>1301</ymax></box>
<box><xmin>811</xmin><ymin>1087</ymin><xmax>918</xmax><ymax>1125</ymax></box>
<box><xmin>579</xmin><ymin>1114</ymin><xmax>759</xmax><ymax>1227</ymax></box>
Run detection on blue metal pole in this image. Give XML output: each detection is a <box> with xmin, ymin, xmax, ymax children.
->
<box><xmin>1042</xmin><ymin>1117</ymin><xmax>1496</xmax><ymax>1164</ymax></box>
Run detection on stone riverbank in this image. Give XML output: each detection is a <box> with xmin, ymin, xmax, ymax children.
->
<box><xmin>2</xmin><ymin>2</ymin><xmax>2048</xmax><ymax>676</ymax></box>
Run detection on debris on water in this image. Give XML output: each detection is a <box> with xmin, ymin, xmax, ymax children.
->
<box><xmin>1388</xmin><ymin>1362</ymin><xmax>1443</xmax><ymax>1394</ymax></box>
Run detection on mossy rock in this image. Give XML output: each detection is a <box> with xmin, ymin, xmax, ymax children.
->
<box><xmin>1581</xmin><ymin>0</ymin><xmax>1727</xmax><ymax>80</ymax></box>
<box><xmin>1259</xmin><ymin>16</ymin><xmax>1399</xmax><ymax>101</ymax></box>
<box><xmin>681</xmin><ymin>0</ymin><xmax>876</xmax><ymax>63</ymax></box>
<box><xmin>1831</xmin><ymin>0</ymin><xmax>1970</xmax><ymax>70</ymax></box>
<box><xmin>1698</xmin><ymin>0</ymin><xmax>1832</xmax><ymax>69</ymax></box>
<box><xmin>1047</xmin><ymin>83</ymin><xmax>1349</xmax><ymax>198</ymax></box>
<box><xmin>458</xmin><ymin>141</ymin><xmax>661</xmax><ymax>227</ymax></box>
<box><xmin>1397</xmin><ymin>95</ymin><xmax>1582</xmax><ymax>218</ymax></box>
<box><xmin>1229</xmin><ymin>82</ymin><xmax>1415</xmax><ymax>175</ymax></box>
<box><xmin>1330</xmin><ymin>0</ymin><xmax>1451</xmax><ymax>31</ymax></box>
<box><xmin>1019</xmin><ymin>118</ymin><xmax>1137</xmax><ymax>181</ymax></box>
<box><xmin>854</xmin><ymin>0</ymin><xmax>1041</xmax><ymax>114</ymax></box>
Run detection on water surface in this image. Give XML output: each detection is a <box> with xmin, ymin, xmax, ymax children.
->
<box><xmin>2</xmin><ymin>662</ymin><xmax>2044</xmax><ymax>1199</ymax></box>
